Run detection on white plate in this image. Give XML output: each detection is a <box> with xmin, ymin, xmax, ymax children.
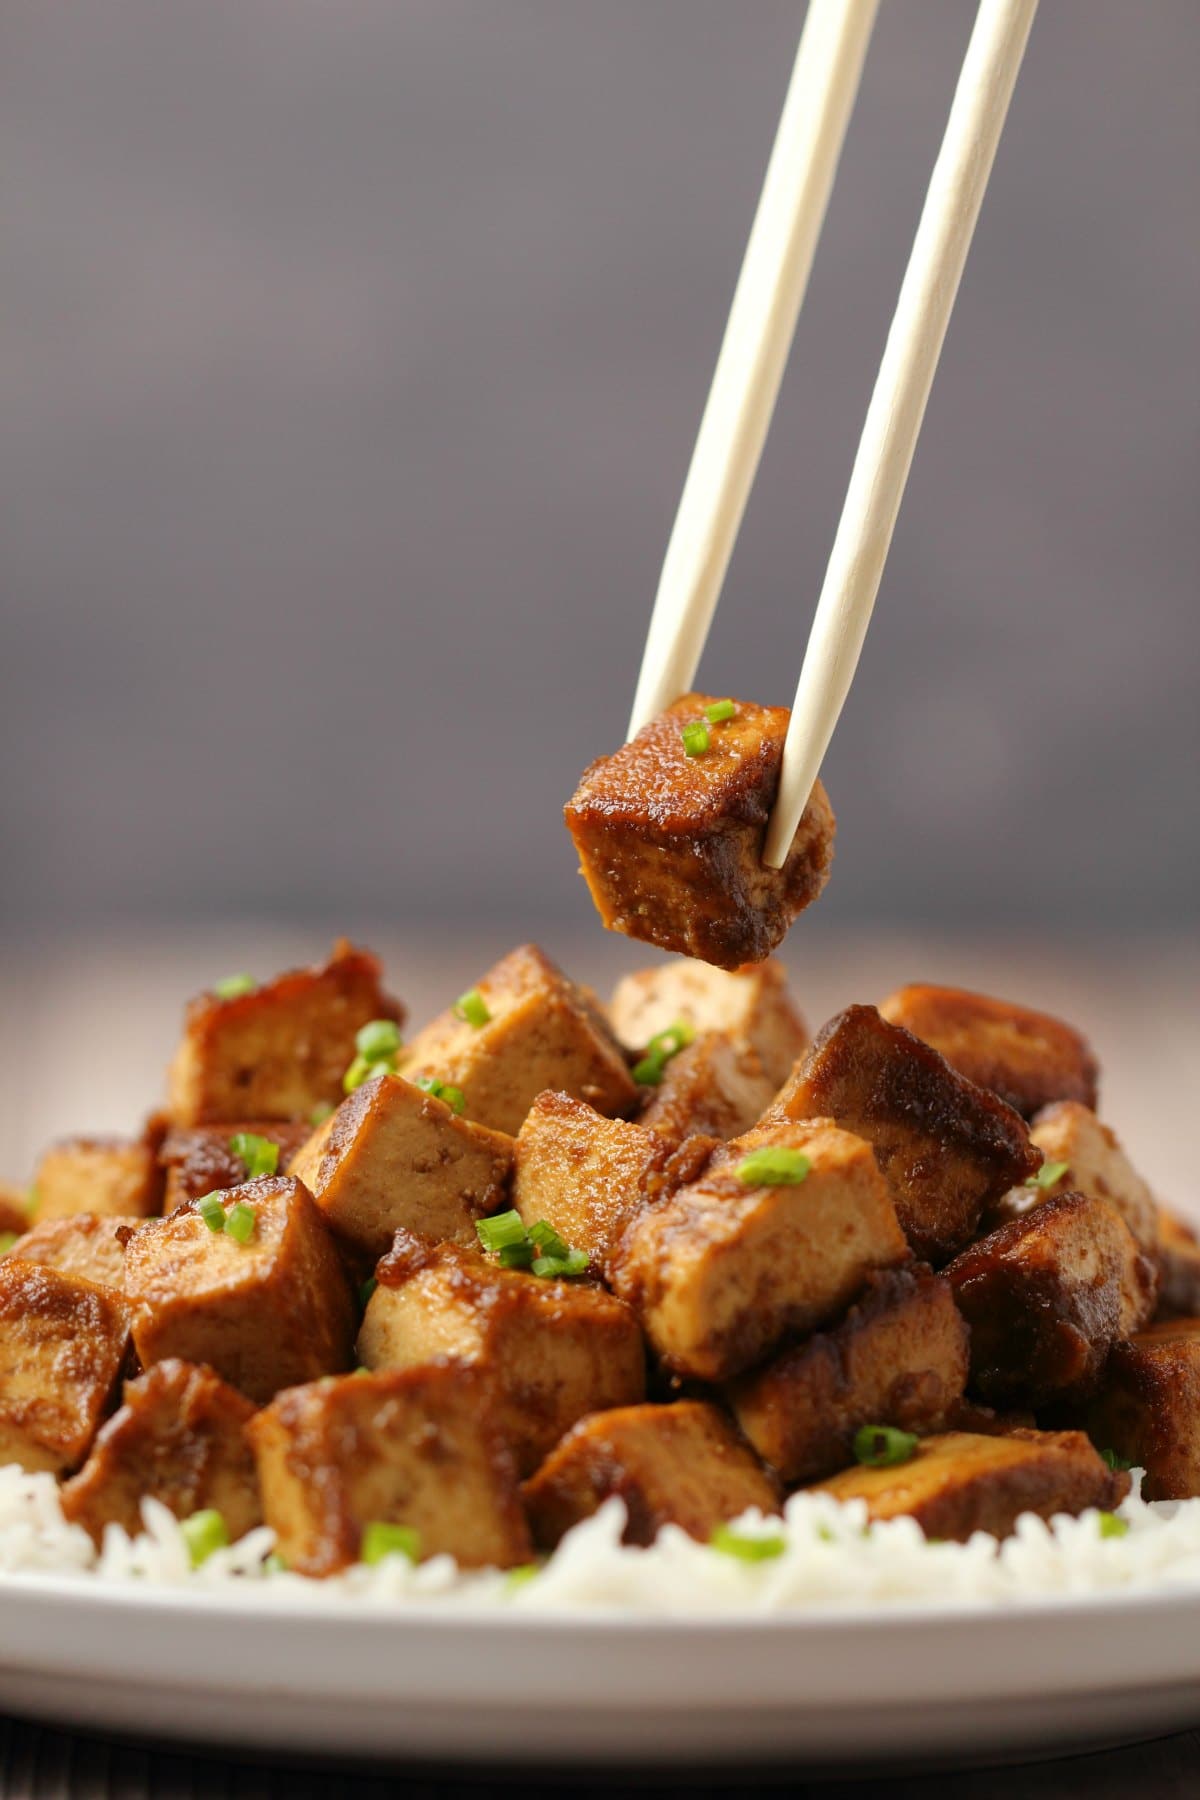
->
<box><xmin>1</xmin><ymin>1576</ymin><xmax>1198</xmax><ymax>1769</ymax></box>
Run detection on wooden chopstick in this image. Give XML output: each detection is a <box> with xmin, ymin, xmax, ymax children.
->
<box><xmin>627</xmin><ymin>0</ymin><xmax>880</xmax><ymax>740</ymax></box>
<box><xmin>763</xmin><ymin>0</ymin><xmax>1037</xmax><ymax>867</ymax></box>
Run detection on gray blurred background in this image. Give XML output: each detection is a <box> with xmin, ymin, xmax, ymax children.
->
<box><xmin>1</xmin><ymin>0</ymin><xmax>1197</xmax><ymax>937</ymax></box>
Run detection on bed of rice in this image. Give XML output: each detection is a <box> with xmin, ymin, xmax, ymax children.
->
<box><xmin>3</xmin><ymin>1463</ymin><xmax>1200</xmax><ymax>1614</ymax></box>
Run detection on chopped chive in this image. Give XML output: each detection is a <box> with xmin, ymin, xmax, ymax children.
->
<box><xmin>224</xmin><ymin>1200</ymin><xmax>256</xmax><ymax>1245</ymax></box>
<box><xmin>681</xmin><ymin>720</ymin><xmax>710</xmax><ymax>757</ymax></box>
<box><xmin>359</xmin><ymin>1276</ymin><xmax>378</xmax><ymax>1308</ymax></box>
<box><xmin>1097</xmin><ymin>1511</ymin><xmax>1129</xmax><ymax>1539</ymax></box>
<box><xmin>632</xmin><ymin>1052</ymin><xmax>667</xmax><ymax>1086</ymax></box>
<box><xmin>309</xmin><ymin>1101</ymin><xmax>335</xmax><ymax>1127</ymax></box>
<box><xmin>415</xmin><ymin>1075</ymin><xmax>466</xmax><ymax>1116</ymax></box>
<box><xmin>527</xmin><ymin>1219</ymin><xmax>569</xmax><ymax>1258</ymax></box>
<box><xmin>263</xmin><ymin>1552</ymin><xmax>288</xmax><ymax>1574</ymax></box>
<box><xmin>355</xmin><ymin>1018</ymin><xmax>403</xmax><ymax>1062</ymax></box>
<box><xmin>499</xmin><ymin>1241</ymin><xmax>535</xmax><ymax>1269</ymax></box>
<box><xmin>816</xmin><ymin>1523</ymin><xmax>836</xmax><ymax>1544</ymax></box>
<box><xmin>454</xmin><ymin>988</ymin><xmax>491</xmax><ymax>1029</ymax></box>
<box><xmin>1101</xmin><ymin>1447</ymin><xmax>1133</xmax><ymax>1472</ymax></box>
<box><xmin>343</xmin><ymin>1054</ymin><xmax>394</xmax><ymax>1094</ymax></box>
<box><xmin>632</xmin><ymin>1019</ymin><xmax>694</xmax><ymax>1086</ymax></box>
<box><xmin>476</xmin><ymin>1210</ymin><xmax>528</xmax><ymax>1254</ymax></box>
<box><xmin>853</xmin><ymin>1425</ymin><xmax>919</xmax><ymax>1468</ymax></box>
<box><xmin>531</xmin><ymin>1248</ymin><xmax>589</xmax><ymax>1279</ymax></box>
<box><xmin>710</xmin><ymin>1524</ymin><xmax>786</xmax><ymax>1562</ymax></box>
<box><xmin>504</xmin><ymin>1563</ymin><xmax>540</xmax><ymax>1592</ymax></box>
<box><xmin>704</xmin><ymin>699</ymin><xmax>737</xmax><ymax>724</ymax></box>
<box><xmin>196</xmin><ymin>1192</ymin><xmax>226</xmax><ymax>1233</ymax></box>
<box><xmin>181</xmin><ymin>1508</ymin><xmax>230</xmax><ymax>1567</ymax></box>
<box><xmin>1029</xmin><ymin>1159</ymin><xmax>1070</xmax><ymax>1190</ymax></box>
<box><xmin>735</xmin><ymin>1146</ymin><xmax>811</xmax><ymax>1188</ymax></box>
<box><xmin>213</xmin><ymin>973</ymin><xmax>256</xmax><ymax>1000</ymax></box>
<box><xmin>354</xmin><ymin>1365</ymin><xmax>371</xmax><ymax>1377</ymax></box>
<box><xmin>228</xmin><ymin>1132</ymin><xmax>279</xmax><ymax>1179</ymax></box>
<box><xmin>25</xmin><ymin>1185</ymin><xmax>39</xmax><ymax>1219</ymax></box>
<box><xmin>0</xmin><ymin>1232</ymin><xmax>16</xmax><ymax>1256</ymax></box>
<box><xmin>360</xmin><ymin>1521</ymin><xmax>421</xmax><ymax>1566</ymax></box>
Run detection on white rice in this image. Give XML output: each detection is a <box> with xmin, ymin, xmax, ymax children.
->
<box><xmin>3</xmin><ymin>1461</ymin><xmax>1200</xmax><ymax>1614</ymax></box>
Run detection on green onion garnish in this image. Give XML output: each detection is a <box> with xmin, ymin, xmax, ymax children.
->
<box><xmin>229</xmin><ymin>1132</ymin><xmax>279</xmax><ymax>1179</ymax></box>
<box><xmin>735</xmin><ymin>1146</ymin><xmax>812</xmax><ymax>1187</ymax></box>
<box><xmin>181</xmin><ymin>1508</ymin><xmax>230</xmax><ymax>1567</ymax></box>
<box><xmin>196</xmin><ymin>1193</ymin><xmax>226</xmax><ymax>1233</ymax></box>
<box><xmin>681</xmin><ymin>721</ymin><xmax>710</xmax><ymax>757</ymax></box>
<box><xmin>213</xmin><ymin>973</ymin><xmax>256</xmax><ymax>1000</ymax></box>
<box><xmin>359</xmin><ymin>1276</ymin><xmax>378</xmax><ymax>1309</ymax></box>
<box><xmin>360</xmin><ymin>1522</ymin><xmax>421</xmax><ymax>1566</ymax></box>
<box><xmin>263</xmin><ymin>1551</ymin><xmax>288</xmax><ymax>1574</ymax></box>
<box><xmin>476</xmin><ymin>1210</ymin><xmax>528</xmax><ymax>1253</ymax></box>
<box><xmin>704</xmin><ymin>699</ymin><xmax>737</xmax><ymax>724</ymax></box>
<box><xmin>454</xmin><ymin>988</ymin><xmax>491</xmax><ymax>1029</ymax></box>
<box><xmin>527</xmin><ymin>1219</ymin><xmax>570</xmax><ymax>1258</ymax></box>
<box><xmin>224</xmin><ymin>1200</ymin><xmax>257</xmax><ymax>1245</ymax></box>
<box><xmin>531</xmin><ymin>1248</ymin><xmax>590</xmax><ymax>1279</ymax></box>
<box><xmin>0</xmin><ymin>1232</ymin><xmax>16</xmax><ymax>1256</ymax></box>
<box><xmin>309</xmin><ymin>1101</ymin><xmax>335</xmax><ymax>1127</ymax></box>
<box><xmin>1101</xmin><ymin>1447</ymin><xmax>1133</xmax><ymax>1472</ymax></box>
<box><xmin>632</xmin><ymin>1019</ymin><xmax>695</xmax><ymax>1086</ymax></box>
<box><xmin>504</xmin><ymin>1563</ymin><xmax>539</xmax><ymax>1591</ymax></box>
<box><xmin>356</xmin><ymin>1018</ymin><xmax>403</xmax><ymax>1061</ymax></box>
<box><xmin>710</xmin><ymin>1524</ymin><xmax>786</xmax><ymax>1562</ymax></box>
<box><xmin>1029</xmin><ymin>1159</ymin><xmax>1070</xmax><ymax>1190</ymax></box>
<box><xmin>853</xmin><ymin>1425</ymin><xmax>919</xmax><ymax>1468</ymax></box>
<box><xmin>343</xmin><ymin>1054</ymin><xmax>394</xmax><ymax>1094</ymax></box>
<box><xmin>415</xmin><ymin>1075</ymin><xmax>466</xmax><ymax>1115</ymax></box>
<box><xmin>499</xmin><ymin>1241</ymin><xmax>535</xmax><ymax>1269</ymax></box>
<box><xmin>1097</xmin><ymin>1511</ymin><xmax>1129</xmax><ymax>1539</ymax></box>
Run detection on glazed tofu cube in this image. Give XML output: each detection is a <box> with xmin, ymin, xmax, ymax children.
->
<box><xmin>945</xmin><ymin>1192</ymin><xmax>1158</xmax><ymax>1406</ymax></box>
<box><xmin>611</xmin><ymin>958</ymin><xmax>808</xmax><ymax>1087</ymax></box>
<box><xmin>639</xmin><ymin>1033</ymin><xmax>778</xmax><ymax>1143</ymax></box>
<box><xmin>512</xmin><ymin>1092</ymin><xmax>713</xmax><ymax>1273</ymax></box>
<box><xmin>1085</xmin><ymin>1319</ymin><xmax>1200</xmax><ymax>1500</ymax></box>
<box><xmin>123</xmin><ymin>1176</ymin><xmax>356</xmax><ymax>1403</ymax></box>
<box><xmin>249</xmin><ymin>1363</ymin><xmax>531</xmax><ymax>1576</ymax></box>
<box><xmin>61</xmin><ymin>1359</ymin><xmax>261</xmax><ymax>1543</ymax></box>
<box><xmin>768</xmin><ymin>1006</ymin><xmax>1039</xmax><ymax>1264</ymax></box>
<box><xmin>289</xmin><ymin>1074</ymin><xmax>513</xmax><ymax>1257</ymax></box>
<box><xmin>523</xmin><ymin>1401</ymin><xmax>779</xmax><ymax>1547</ymax></box>
<box><xmin>609</xmin><ymin>1121</ymin><xmax>908</xmax><ymax>1381</ymax></box>
<box><xmin>0</xmin><ymin>1183</ymin><xmax>32</xmax><ymax>1239</ymax></box>
<box><xmin>727</xmin><ymin>1266</ymin><xmax>968</xmax><ymax>1483</ymax></box>
<box><xmin>1022</xmin><ymin>1102</ymin><xmax>1158</xmax><ymax>1253</ymax></box>
<box><xmin>159</xmin><ymin>1120</ymin><xmax>314</xmax><ymax>1211</ymax></box>
<box><xmin>564</xmin><ymin>694</ymin><xmax>836</xmax><ymax>970</ymax></box>
<box><xmin>812</xmin><ymin>1429</ymin><xmax>1129</xmax><ymax>1540</ymax></box>
<box><xmin>402</xmin><ymin>944</ymin><xmax>637</xmax><ymax>1137</ymax></box>
<box><xmin>34</xmin><ymin>1136</ymin><xmax>162</xmax><ymax>1222</ymax></box>
<box><xmin>878</xmin><ymin>984</ymin><xmax>1099</xmax><ymax>1119</ymax></box>
<box><xmin>1155</xmin><ymin>1205</ymin><xmax>1200</xmax><ymax>1320</ymax></box>
<box><xmin>167</xmin><ymin>940</ymin><xmax>402</xmax><ymax>1126</ymax></box>
<box><xmin>357</xmin><ymin>1238</ymin><xmax>645</xmax><ymax>1475</ymax></box>
<box><xmin>0</xmin><ymin>1261</ymin><xmax>130</xmax><ymax>1473</ymax></box>
<box><xmin>7</xmin><ymin>1214</ymin><xmax>133</xmax><ymax>1290</ymax></box>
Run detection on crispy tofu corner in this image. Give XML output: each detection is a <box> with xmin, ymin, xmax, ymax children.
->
<box><xmin>564</xmin><ymin>694</ymin><xmax>835</xmax><ymax>969</ymax></box>
<box><xmin>1086</xmin><ymin>1318</ymin><xmax>1200</xmax><ymax>1500</ymax></box>
<box><xmin>878</xmin><ymin>983</ymin><xmax>1099</xmax><ymax>1118</ymax></box>
<box><xmin>7</xmin><ymin>1212</ymin><xmax>134</xmax><ymax>1290</ymax></box>
<box><xmin>0</xmin><ymin>1259</ymin><xmax>131</xmax><ymax>1473</ymax></box>
<box><xmin>523</xmin><ymin>1400</ymin><xmax>779</xmax><ymax>1547</ymax></box>
<box><xmin>34</xmin><ymin>1136</ymin><xmax>162</xmax><ymax>1223</ymax></box>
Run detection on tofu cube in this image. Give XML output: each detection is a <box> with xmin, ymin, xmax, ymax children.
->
<box><xmin>945</xmin><ymin>1192</ymin><xmax>1158</xmax><ymax>1406</ymax></box>
<box><xmin>768</xmin><ymin>1005</ymin><xmax>1039</xmax><ymax>1264</ymax></box>
<box><xmin>512</xmin><ymin>1092</ymin><xmax>714</xmax><ymax>1273</ymax></box>
<box><xmin>812</xmin><ymin>1428</ymin><xmax>1129</xmax><ymax>1540</ymax></box>
<box><xmin>402</xmin><ymin>944</ymin><xmax>637</xmax><ymax>1137</ymax></box>
<box><xmin>7</xmin><ymin>1213</ymin><xmax>133</xmax><ymax>1290</ymax></box>
<box><xmin>878</xmin><ymin>983</ymin><xmax>1099</xmax><ymax>1118</ymax></box>
<box><xmin>1085</xmin><ymin>1318</ymin><xmax>1200</xmax><ymax>1500</ymax></box>
<box><xmin>611</xmin><ymin>957</ymin><xmax>808</xmax><ymax>1087</ymax></box>
<box><xmin>728</xmin><ymin>1266</ymin><xmax>969</xmax><ymax>1483</ymax></box>
<box><xmin>289</xmin><ymin>1073</ymin><xmax>514</xmax><ymax>1256</ymax></box>
<box><xmin>357</xmin><ymin>1238</ymin><xmax>645</xmax><ymax>1475</ymax></box>
<box><xmin>167</xmin><ymin>940</ymin><xmax>402</xmax><ymax>1126</ymax></box>
<box><xmin>564</xmin><ymin>694</ymin><xmax>836</xmax><ymax>970</ymax></box>
<box><xmin>159</xmin><ymin>1120</ymin><xmax>314</xmax><ymax>1211</ymax></box>
<box><xmin>0</xmin><ymin>1183</ymin><xmax>32</xmax><ymax>1239</ymax></box>
<box><xmin>0</xmin><ymin>1260</ymin><xmax>130</xmax><ymax>1473</ymax></box>
<box><xmin>61</xmin><ymin>1359</ymin><xmax>261</xmax><ymax>1544</ymax></box>
<box><xmin>249</xmin><ymin>1363</ymin><xmax>532</xmax><ymax>1576</ymax></box>
<box><xmin>608</xmin><ymin>1121</ymin><xmax>908</xmax><ymax>1381</ymax></box>
<box><xmin>639</xmin><ymin>1033</ymin><xmax>778</xmax><ymax>1143</ymax></box>
<box><xmin>123</xmin><ymin>1176</ymin><xmax>356</xmax><ymax>1403</ymax></box>
<box><xmin>523</xmin><ymin>1401</ymin><xmax>779</xmax><ymax>1547</ymax></box>
<box><xmin>1155</xmin><ymin>1205</ymin><xmax>1200</xmax><ymax>1320</ymax></box>
<box><xmin>34</xmin><ymin>1136</ymin><xmax>162</xmax><ymax>1222</ymax></box>
<box><xmin>1023</xmin><ymin>1102</ymin><xmax>1158</xmax><ymax>1253</ymax></box>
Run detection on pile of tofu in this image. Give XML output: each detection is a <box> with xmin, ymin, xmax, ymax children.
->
<box><xmin>1</xmin><ymin>939</ymin><xmax>1196</xmax><ymax>1579</ymax></box>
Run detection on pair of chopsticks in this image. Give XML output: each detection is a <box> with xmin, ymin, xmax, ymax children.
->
<box><xmin>628</xmin><ymin>0</ymin><xmax>1038</xmax><ymax>868</ymax></box>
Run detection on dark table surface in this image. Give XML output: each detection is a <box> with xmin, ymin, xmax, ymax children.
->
<box><xmin>1</xmin><ymin>1721</ymin><xmax>1197</xmax><ymax>1799</ymax></box>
